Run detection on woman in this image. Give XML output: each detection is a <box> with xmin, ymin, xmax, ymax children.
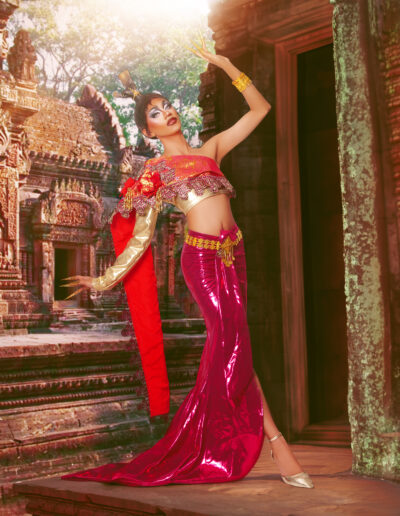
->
<box><xmin>61</xmin><ymin>36</ymin><xmax>314</xmax><ymax>489</ymax></box>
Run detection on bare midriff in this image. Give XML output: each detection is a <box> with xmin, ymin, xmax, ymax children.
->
<box><xmin>186</xmin><ymin>193</ymin><xmax>237</xmax><ymax>236</ymax></box>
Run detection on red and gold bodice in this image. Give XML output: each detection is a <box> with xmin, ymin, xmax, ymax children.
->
<box><xmin>116</xmin><ymin>154</ymin><xmax>236</xmax><ymax>218</ymax></box>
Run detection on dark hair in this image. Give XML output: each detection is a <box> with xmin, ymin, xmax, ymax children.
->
<box><xmin>134</xmin><ymin>92</ymin><xmax>169</xmax><ymax>139</ymax></box>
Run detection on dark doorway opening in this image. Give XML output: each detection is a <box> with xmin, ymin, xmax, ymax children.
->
<box><xmin>54</xmin><ymin>247</ymin><xmax>77</xmax><ymax>302</ymax></box>
<box><xmin>297</xmin><ymin>43</ymin><xmax>348</xmax><ymax>432</ymax></box>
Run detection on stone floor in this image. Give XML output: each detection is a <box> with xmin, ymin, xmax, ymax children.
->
<box><xmin>0</xmin><ymin>331</ymin><xmax>130</xmax><ymax>346</ymax></box>
<box><xmin>13</xmin><ymin>440</ymin><xmax>400</xmax><ymax>515</ymax></box>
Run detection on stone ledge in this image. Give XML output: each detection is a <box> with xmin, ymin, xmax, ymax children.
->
<box><xmin>12</xmin><ymin>443</ymin><xmax>400</xmax><ymax>516</ymax></box>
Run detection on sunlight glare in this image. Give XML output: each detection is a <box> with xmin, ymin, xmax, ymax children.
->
<box><xmin>116</xmin><ymin>0</ymin><xmax>210</xmax><ymax>22</ymax></box>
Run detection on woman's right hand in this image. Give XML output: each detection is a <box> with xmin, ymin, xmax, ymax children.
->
<box><xmin>60</xmin><ymin>275</ymin><xmax>95</xmax><ymax>300</ymax></box>
<box><xmin>185</xmin><ymin>32</ymin><xmax>230</xmax><ymax>70</ymax></box>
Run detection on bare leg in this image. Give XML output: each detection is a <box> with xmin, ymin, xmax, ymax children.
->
<box><xmin>253</xmin><ymin>371</ymin><xmax>304</xmax><ymax>476</ymax></box>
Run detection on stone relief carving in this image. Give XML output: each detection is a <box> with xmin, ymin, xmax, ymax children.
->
<box><xmin>118</xmin><ymin>146</ymin><xmax>146</xmax><ymax>176</ymax></box>
<box><xmin>6</xmin><ymin>175</ymin><xmax>17</xmax><ymax>239</ymax></box>
<box><xmin>0</xmin><ymin>178</ymin><xmax>7</xmax><ymax>223</ymax></box>
<box><xmin>57</xmin><ymin>200</ymin><xmax>90</xmax><ymax>227</ymax></box>
<box><xmin>45</xmin><ymin>227</ymin><xmax>93</xmax><ymax>243</ymax></box>
<box><xmin>0</xmin><ymin>100</ymin><xmax>32</xmax><ymax>181</ymax></box>
<box><xmin>0</xmin><ymin>29</ymin><xmax>9</xmax><ymax>70</ymax></box>
<box><xmin>41</xmin><ymin>241</ymin><xmax>54</xmax><ymax>303</ymax></box>
<box><xmin>18</xmin><ymin>130</ymin><xmax>31</xmax><ymax>173</ymax></box>
<box><xmin>5</xmin><ymin>142</ymin><xmax>17</xmax><ymax>168</ymax></box>
<box><xmin>69</xmin><ymin>131</ymin><xmax>104</xmax><ymax>159</ymax></box>
<box><xmin>0</xmin><ymin>242</ymin><xmax>15</xmax><ymax>270</ymax></box>
<box><xmin>33</xmin><ymin>178</ymin><xmax>104</xmax><ymax>231</ymax></box>
<box><xmin>0</xmin><ymin>108</ymin><xmax>10</xmax><ymax>158</ymax></box>
<box><xmin>7</xmin><ymin>29</ymin><xmax>37</xmax><ymax>83</ymax></box>
<box><xmin>0</xmin><ymin>219</ymin><xmax>16</xmax><ymax>270</ymax></box>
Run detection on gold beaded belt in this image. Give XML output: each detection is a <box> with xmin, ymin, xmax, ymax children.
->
<box><xmin>185</xmin><ymin>229</ymin><xmax>243</xmax><ymax>267</ymax></box>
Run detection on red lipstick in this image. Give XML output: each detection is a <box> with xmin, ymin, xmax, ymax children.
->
<box><xmin>167</xmin><ymin>117</ymin><xmax>177</xmax><ymax>126</ymax></box>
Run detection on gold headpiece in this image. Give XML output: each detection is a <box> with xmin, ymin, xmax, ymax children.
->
<box><xmin>113</xmin><ymin>70</ymin><xmax>141</xmax><ymax>100</ymax></box>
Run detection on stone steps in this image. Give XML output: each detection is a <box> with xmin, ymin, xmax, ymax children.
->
<box><xmin>162</xmin><ymin>318</ymin><xmax>206</xmax><ymax>334</ymax></box>
<box><xmin>50</xmin><ymin>320</ymin><xmax>126</xmax><ymax>333</ymax></box>
<box><xmin>0</xmin><ymin>289</ymin><xmax>52</xmax><ymax>333</ymax></box>
<box><xmin>0</xmin><ymin>364</ymin><xmax>200</xmax><ymax>409</ymax></box>
<box><xmin>0</xmin><ymin>389</ymin><xmax>190</xmax><ymax>472</ymax></box>
<box><xmin>3</xmin><ymin>313</ymin><xmax>52</xmax><ymax>331</ymax></box>
<box><xmin>15</xmin><ymin>445</ymin><xmax>399</xmax><ymax>516</ymax></box>
<box><xmin>0</xmin><ymin>284</ymin><xmax>206</xmax><ymax>510</ymax></box>
<box><xmin>0</xmin><ymin>289</ymin><xmax>42</xmax><ymax>315</ymax></box>
<box><xmin>49</xmin><ymin>313</ymin><xmax>206</xmax><ymax>334</ymax></box>
<box><xmin>3</xmin><ymin>443</ymin><xmax>150</xmax><ymax>499</ymax></box>
<box><xmin>0</xmin><ymin>332</ymin><xmax>203</xmax><ymax>497</ymax></box>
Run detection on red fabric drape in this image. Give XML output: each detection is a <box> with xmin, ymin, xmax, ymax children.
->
<box><xmin>110</xmin><ymin>210</ymin><xmax>169</xmax><ymax>417</ymax></box>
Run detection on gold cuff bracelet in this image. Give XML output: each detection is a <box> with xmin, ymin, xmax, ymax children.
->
<box><xmin>232</xmin><ymin>72</ymin><xmax>252</xmax><ymax>93</ymax></box>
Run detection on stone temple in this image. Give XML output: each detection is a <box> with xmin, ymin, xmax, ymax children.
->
<box><xmin>0</xmin><ymin>22</ymin><xmax>193</xmax><ymax>332</ymax></box>
<box><xmin>1</xmin><ymin>0</ymin><xmax>400</xmax><ymax>514</ymax></box>
<box><xmin>0</xmin><ymin>35</ymin><xmax>145</xmax><ymax>331</ymax></box>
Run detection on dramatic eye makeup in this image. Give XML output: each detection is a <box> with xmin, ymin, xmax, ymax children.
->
<box><xmin>148</xmin><ymin>100</ymin><xmax>172</xmax><ymax>118</ymax></box>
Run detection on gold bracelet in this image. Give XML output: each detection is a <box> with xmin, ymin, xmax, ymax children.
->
<box><xmin>232</xmin><ymin>72</ymin><xmax>252</xmax><ymax>93</ymax></box>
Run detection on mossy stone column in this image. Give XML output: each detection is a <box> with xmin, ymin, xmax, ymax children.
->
<box><xmin>331</xmin><ymin>0</ymin><xmax>400</xmax><ymax>481</ymax></box>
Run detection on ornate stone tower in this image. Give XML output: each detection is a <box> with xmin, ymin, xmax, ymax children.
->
<box><xmin>0</xmin><ymin>1</ymin><xmax>41</xmax><ymax>333</ymax></box>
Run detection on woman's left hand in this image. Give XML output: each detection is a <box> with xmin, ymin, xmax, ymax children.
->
<box><xmin>185</xmin><ymin>32</ymin><xmax>230</xmax><ymax>69</ymax></box>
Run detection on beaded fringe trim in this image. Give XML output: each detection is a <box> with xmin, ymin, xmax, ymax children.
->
<box><xmin>116</xmin><ymin>175</ymin><xmax>236</xmax><ymax>218</ymax></box>
<box><xmin>185</xmin><ymin>229</ymin><xmax>243</xmax><ymax>267</ymax></box>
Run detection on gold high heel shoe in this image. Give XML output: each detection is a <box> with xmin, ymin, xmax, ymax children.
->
<box><xmin>268</xmin><ymin>431</ymin><xmax>314</xmax><ymax>488</ymax></box>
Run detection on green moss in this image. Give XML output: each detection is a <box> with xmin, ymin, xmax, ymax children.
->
<box><xmin>332</xmin><ymin>0</ymin><xmax>400</xmax><ymax>481</ymax></box>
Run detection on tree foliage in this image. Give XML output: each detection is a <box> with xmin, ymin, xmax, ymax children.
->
<box><xmin>8</xmin><ymin>0</ymin><xmax>213</xmax><ymax>146</ymax></box>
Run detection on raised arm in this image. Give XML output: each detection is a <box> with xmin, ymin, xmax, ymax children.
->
<box><xmin>186</xmin><ymin>34</ymin><xmax>271</xmax><ymax>163</ymax></box>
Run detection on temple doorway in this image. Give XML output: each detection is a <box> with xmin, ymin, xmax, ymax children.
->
<box><xmin>54</xmin><ymin>247</ymin><xmax>78</xmax><ymax>307</ymax></box>
<box><xmin>297</xmin><ymin>43</ymin><xmax>348</xmax><ymax>439</ymax></box>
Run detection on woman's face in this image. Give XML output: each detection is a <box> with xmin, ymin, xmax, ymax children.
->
<box><xmin>143</xmin><ymin>97</ymin><xmax>181</xmax><ymax>139</ymax></box>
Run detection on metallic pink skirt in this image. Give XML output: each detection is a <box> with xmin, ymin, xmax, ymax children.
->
<box><xmin>61</xmin><ymin>223</ymin><xmax>264</xmax><ymax>486</ymax></box>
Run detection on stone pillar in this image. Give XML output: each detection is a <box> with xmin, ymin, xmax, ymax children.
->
<box><xmin>89</xmin><ymin>243</ymin><xmax>96</xmax><ymax>276</ymax></box>
<box><xmin>152</xmin><ymin>208</ymin><xmax>190</xmax><ymax>318</ymax></box>
<box><xmin>34</xmin><ymin>240</ymin><xmax>54</xmax><ymax>304</ymax></box>
<box><xmin>153</xmin><ymin>211</ymin><xmax>169</xmax><ymax>307</ymax></box>
<box><xmin>81</xmin><ymin>243</ymin><xmax>91</xmax><ymax>307</ymax></box>
<box><xmin>331</xmin><ymin>0</ymin><xmax>400</xmax><ymax>480</ymax></box>
<box><xmin>167</xmin><ymin>212</ymin><xmax>181</xmax><ymax>298</ymax></box>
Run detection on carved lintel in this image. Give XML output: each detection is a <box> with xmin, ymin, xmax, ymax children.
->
<box><xmin>57</xmin><ymin>200</ymin><xmax>90</xmax><ymax>227</ymax></box>
<box><xmin>32</xmin><ymin>180</ymin><xmax>105</xmax><ymax>232</ymax></box>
